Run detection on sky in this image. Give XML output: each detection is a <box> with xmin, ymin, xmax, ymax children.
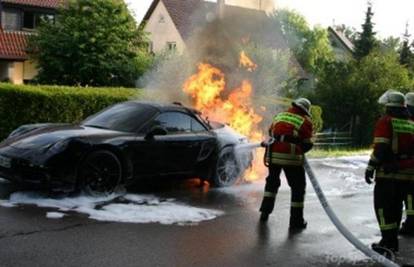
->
<box><xmin>127</xmin><ymin>0</ymin><xmax>414</xmax><ymax>39</ymax></box>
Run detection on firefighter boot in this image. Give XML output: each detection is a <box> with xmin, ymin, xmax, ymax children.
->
<box><xmin>399</xmin><ymin>219</ymin><xmax>414</xmax><ymax>236</ymax></box>
<box><xmin>372</xmin><ymin>230</ymin><xmax>399</xmax><ymax>255</ymax></box>
<box><xmin>289</xmin><ymin>207</ymin><xmax>307</xmax><ymax>230</ymax></box>
<box><xmin>260</xmin><ymin>212</ymin><xmax>269</xmax><ymax>222</ymax></box>
<box><xmin>259</xmin><ymin>193</ymin><xmax>277</xmax><ymax>222</ymax></box>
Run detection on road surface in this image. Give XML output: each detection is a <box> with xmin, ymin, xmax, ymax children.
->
<box><xmin>0</xmin><ymin>156</ymin><xmax>412</xmax><ymax>267</ymax></box>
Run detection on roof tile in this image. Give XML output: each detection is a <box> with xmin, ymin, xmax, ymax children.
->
<box><xmin>0</xmin><ymin>29</ymin><xmax>31</xmax><ymax>60</ymax></box>
<box><xmin>1</xmin><ymin>0</ymin><xmax>63</xmax><ymax>9</ymax></box>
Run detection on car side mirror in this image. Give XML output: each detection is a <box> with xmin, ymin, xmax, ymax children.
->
<box><xmin>145</xmin><ymin>126</ymin><xmax>168</xmax><ymax>140</ymax></box>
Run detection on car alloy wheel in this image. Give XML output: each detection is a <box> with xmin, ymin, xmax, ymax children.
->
<box><xmin>79</xmin><ymin>150</ymin><xmax>122</xmax><ymax>195</ymax></box>
<box><xmin>214</xmin><ymin>147</ymin><xmax>241</xmax><ymax>187</ymax></box>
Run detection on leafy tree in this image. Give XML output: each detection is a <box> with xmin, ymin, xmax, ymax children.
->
<box><xmin>354</xmin><ymin>3</ymin><xmax>378</xmax><ymax>60</ymax></box>
<box><xmin>349</xmin><ymin>50</ymin><xmax>411</xmax><ymax>144</ymax></box>
<box><xmin>310</xmin><ymin>61</ymin><xmax>354</xmax><ymax>131</ymax></box>
<box><xmin>313</xmin><ymin>50</ymin><xmax>412</xmax><ymax>145</ymax></box>
<box><xmin>271</xmin><ymin>9</ymin><xmax>334</xmax><ymax>75</ymax></box>
<box><xmin>381</xmin><ymin>37</ymin><xmax>401</xmax><ymax>54</ymax></box>
<box><xmin>29</xmin><ymin>0</ymin><xmax>152</xmax><ymax>87</ymax></box>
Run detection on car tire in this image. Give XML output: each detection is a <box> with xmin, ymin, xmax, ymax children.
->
<box><xmin>78</xmin><ymin>150</ymin><xmax>122</xmax><ymax>195</ymax></box>
<box><xmin>211</xmin><ymin>146</ymin><xmax>242</xmax><ymax>187</ymax></box>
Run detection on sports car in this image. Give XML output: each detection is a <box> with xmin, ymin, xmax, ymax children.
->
<box><xmin>0</xmin><ymin>101</ymin><xmax>252</xmax><ymax>193</ymax></box>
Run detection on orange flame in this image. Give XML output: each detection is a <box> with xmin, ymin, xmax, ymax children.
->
<box><xmin>183</xmin><ymin>54</ymin><xmax>266</xmax><ymax>182</ymax></box>
<box><xmin>239</xmin><ymin>51</ymin><xmax>257</xmax><ymax>72</ymax></box>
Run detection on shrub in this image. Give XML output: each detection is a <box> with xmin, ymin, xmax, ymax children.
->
<box><xmin>0</xmin><ymin>83</ymin><xmax>139</xmax><ymax>140</ymax></box>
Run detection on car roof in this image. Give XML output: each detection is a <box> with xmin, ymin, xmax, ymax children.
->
<box><xmin>127</xmin><ymin>101</ymin><xmax>200</xmax><ymax>115</ymax></box>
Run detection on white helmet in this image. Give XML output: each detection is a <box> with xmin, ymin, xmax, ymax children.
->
<box><xmin>406</xmin><ymin>92</ymin><xmax>414</xmax><ymax>107</ymax></box>
<box><xmin>292</xmin><ymin>98</ymin><xmax>311</xmax><ymax>116</ymax></box>
<box><xmin>378</xmin><ymin>90</ymin><xmax>405</xmax><ymax>107</ymax></box>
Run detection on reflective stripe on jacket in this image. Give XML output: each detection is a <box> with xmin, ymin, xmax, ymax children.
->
<box><xmin>269</xmin><ymin>106</ymin><xmax>313</xmax><ymax>166</ymax></box>
<box><xmin>369</xmin><ymin>115</ymin><xmax>414</xmax><ymax>181</ymax></box>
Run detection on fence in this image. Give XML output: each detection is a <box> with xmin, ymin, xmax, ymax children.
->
<box><xmin>314</xmin><ymin>131</ymin><xmax>353</xmax><ymax>147</ymax></box>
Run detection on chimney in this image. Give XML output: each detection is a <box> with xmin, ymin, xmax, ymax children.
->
<box><xmin>217</xmin><ymin>0</ymin><xmax>225</xmax><ymax>19</ymax></box>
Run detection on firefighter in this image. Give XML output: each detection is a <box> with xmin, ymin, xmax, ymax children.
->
<box><xmin>399</xmin><ymin>92</ymin><xmax>414</xmax><ymax>236</ymax></box>
<box><xmin>365</xmin><ymin>90</ymin><xmax>414</xmax><ymax>253</ymax></box>
<box><xmin>259</xmin><ymin>98</ymin><xmax>314</xmax><ymax>230</ymax></box>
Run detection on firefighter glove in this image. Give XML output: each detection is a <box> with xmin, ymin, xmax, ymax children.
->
<box><xmin>365</xmin><ymin>168</ymin><xmax>374</xmax><ymax>184</ymax></box>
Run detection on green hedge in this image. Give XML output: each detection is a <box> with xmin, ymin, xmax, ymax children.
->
<box><xmin>0</xmin><ymin>83</ymin><xmax>139</xmax><ymax>140</ymax></box>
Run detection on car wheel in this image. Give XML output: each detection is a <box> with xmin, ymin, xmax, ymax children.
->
<box><xmin>211</xmin><ymin>146</ymin><xmax>241</xmax><ymax>187</ymax></box>
<box><xmin>78</xmin><ymin>150</ymin><xmax>122</xmax><ymax>195</ymax></box>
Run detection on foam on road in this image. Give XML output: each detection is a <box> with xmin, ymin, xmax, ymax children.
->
<box><xmin>0</xmin><ymin>192</ymin><xmax>224</xmax><ymax>225</ymax></box>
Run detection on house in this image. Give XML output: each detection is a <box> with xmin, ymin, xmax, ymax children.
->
<box><xmin>0</xmin><ymin>0</ymin><xmax>62</xmax><ymax>84</ymax></box>
<box><xmin>141</xmin><ymin>0</ymin><xmax>277</xmax><ymax>55</ymax></box>
<box><xmin>328</xmin><ymin>26</ymin><xmax>355</xmax><ymax>61</ymax></box>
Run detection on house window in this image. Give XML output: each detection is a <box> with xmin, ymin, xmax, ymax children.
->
<box><xmin>23</xmin><ymin>12</ymin><xmax>35</xmax><ymax>29</ymax></box>
<box><xmin>167</xmin><ymin>42</ymin><xmax>177</xmax><ymax>52</ymax></box>
<box><xmin>1</xmin><ymin>9</ymin><xmax>21</xmax><ymax>30</ymax></box>
<box><xmin>23</xmin><ymin>12</ymin><xmax>54</xmax><ymax>30</ymax></box>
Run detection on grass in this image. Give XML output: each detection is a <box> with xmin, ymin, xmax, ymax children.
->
<box><xmin>308</xmin><ymin>147</ymin><xmax>371</xmax><ymax>158</ymax></box>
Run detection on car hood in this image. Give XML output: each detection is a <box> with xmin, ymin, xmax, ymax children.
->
<box><xmin>212</xmin><ymin>123</ymin><xmax>248</xmax><ymax>147</ymax></box>
<box><xmin>0</xmin><ymin>124</ymin><xmax>127</xmax><ymax>150</ymax></box>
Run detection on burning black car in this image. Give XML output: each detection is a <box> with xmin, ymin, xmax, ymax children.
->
<box><xmin>0</xmin><ymin>101</ymin><xmax>252</xmax><ymax>193</ymax></box>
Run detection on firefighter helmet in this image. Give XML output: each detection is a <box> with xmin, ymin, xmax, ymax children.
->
<box><xmin>378</xmin><ymin>90</ymin><xmax>405</xmax><ymax>107</ymax></box>
<box><xmin>292</xmin><ymin>98</ymin><xmax>311</xmax><ymax>116</ymax></box>
<box><xmin>406</xmin><ymin>92</ymin><xmax>414</xmax><ymax>107</ymax></box>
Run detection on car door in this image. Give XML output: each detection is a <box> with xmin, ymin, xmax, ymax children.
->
<box><xmin>189</xmin><ymin>116</ymin><xmax>217</xmax><ymax>167</ymax></box>
<box><xmin>152</xmin><ymin>112</ymin><xmax>201</xmax><ymax>174</ymax></box>
<box><xmin>145</xmin><ymin>111</ymin><xmax>218</xmax><ymax>175</ymax></box>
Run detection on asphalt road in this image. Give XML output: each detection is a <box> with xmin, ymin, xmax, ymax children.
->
<box><xmin>0</xmin><ymin>156</ymin><xmax>413</xmax><ymax>267</ymax></box>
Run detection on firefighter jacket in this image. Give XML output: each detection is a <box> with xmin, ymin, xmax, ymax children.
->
<box><xmin>268</xmin><ymin>106</ymin><xmax>313</xmax><ymax>166</ymax></box>
<box><xmin>367</xmin><ymin>112</ymin><xmax>414</xmax><ymax>181</ymax></box>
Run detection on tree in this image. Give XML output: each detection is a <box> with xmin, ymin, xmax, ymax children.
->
<box><xmin>271</xmin><ymin>9</ymin><xmax>334</xmax><ymax>75</ymax></box>
<box><xmin>29</xmin><ymin>0</ymin><xmax>152</xmax><ymax>87</ymax></box>
<box><xmin>313</xmin><ymin>50</ymin><xmax>412</xmax><ymax>145</ymax></box>
<box><xmin>381</xmin><ymin>36</ymin><xmax>401</xmax><ymax>54</ymax></box>
<box><xmin>354</xmin><ymin>3</ymin><xmax>378</xmax><ymax>60</ymax></box>
<box><xmin>399</xmin><ymin>23</ymin><xmax>413</xmax><ymax>67</ymax></box>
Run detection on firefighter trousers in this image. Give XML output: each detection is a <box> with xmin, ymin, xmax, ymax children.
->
<box><xmin>260</xmin><ymin>164</ymin><xmax>306</xmax><ymax>221</ymax></box>
<box><xmin>402</xmin><ymin>181</ymin><xmax>414</xmax><ymax>225</ymax></box>
<box><xmin>374</xmin><ymin>179</ymin><xmax>404</xmax><ymax>246</ymax></box>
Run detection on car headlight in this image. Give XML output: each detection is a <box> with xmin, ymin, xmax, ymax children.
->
<box><xmin>47</xmin><ymin>139</ymin><xmax>70</xmax><ymax>153</ymax></box>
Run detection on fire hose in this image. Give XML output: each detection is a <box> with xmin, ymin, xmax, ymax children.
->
<box><xmin>245</xmin><ymin>140</ymin><xmax>400</xmax><ymax>267</ymax></box>
<box><xmin>303</xmin><ymin>157</ymin><xmax>400</xmax><ymax>267</ymax></box>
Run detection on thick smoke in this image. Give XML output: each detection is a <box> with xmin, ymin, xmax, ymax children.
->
<box><xmin>138</xmin><ymin>0</ymin><xmax>297</xmax><ymax>127</ymax></box>
<box><xmin>225</xmin><ymin>0</ymin><xmax>275</xmax><ymax>13</ymax></box>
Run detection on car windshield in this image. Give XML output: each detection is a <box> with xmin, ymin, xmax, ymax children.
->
<box><xmin>82</xmin><ymin>102</ymin><xmax>158</xmax><ymax>133</ymax></box>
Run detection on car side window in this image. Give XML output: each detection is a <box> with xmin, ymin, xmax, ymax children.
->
<box><xmin>144</xmin><ymin>112</ymin><xmax>208</xmax><ymax>134</ymax></box>
<box><xmin>191</xmin><ymin>117</ymin><xmax>207</xmax><ymax>132</ymax></box>
<box><xmin>153</xmin><ymin>112</ymin><xmax>192</xmax><ymax>133</ymax></box>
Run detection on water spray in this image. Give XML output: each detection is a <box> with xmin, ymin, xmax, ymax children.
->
<box><xmin>240</xmin><ymin>141</ymin><xmax>401</xmax><ymax>267</ymax></box>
